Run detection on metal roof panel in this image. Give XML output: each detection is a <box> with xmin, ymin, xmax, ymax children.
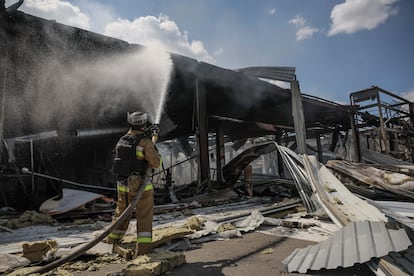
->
<box><xmin>283</xmin><ymin>220</ymin><xmax>411</xmax><ymax>273</ymax></box>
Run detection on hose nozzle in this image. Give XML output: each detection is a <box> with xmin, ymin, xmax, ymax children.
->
<box><xmin>152</xmin><ymin>133</ymin><xmax>158</xmax><ymax>143</ymax></box>
<box><xmin>150</xmin><ymin>124</ymin><xmax>160</xmax><ymax>143</ymax></box>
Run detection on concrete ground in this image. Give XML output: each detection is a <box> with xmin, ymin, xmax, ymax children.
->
<box><xmin>169</xmin><ymin>232</ymin><xmax>374</xmax><ymax>276</ymax></box>
<box><xmin>77</xmin><ymin>232</ymin><xmax>374</xmax><ymax>276</ymax></box>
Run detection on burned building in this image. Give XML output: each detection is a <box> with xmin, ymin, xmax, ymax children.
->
<box><xmin>1</xmin><ymin>4</ymin><xmax>352</xmax><ymax>210</ymax></box>
<box><xmin>2</xmin><ymin>2</ymin><xmax>414</xmax><ymax>276</ymax></box>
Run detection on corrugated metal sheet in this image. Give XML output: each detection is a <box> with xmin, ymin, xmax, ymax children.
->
<box><xmin>276</xmin><ymin>151</ymin><xmax>413</xmax><ymax>275</ymax></box>
<box><xmin>326</xmin><ymin>159</ymin><xmax>414</xmax><ymax>201</ymax></box>
<box><xmin>361</xmin><ymin>148</ymin><xmax>413</xmax><ymax>165</ymax></box>
<box><xmin>237</xmin><ymin>66</ymin><xmax>296</xmax><ymax>82</ymax></box>
<box><xmin>276</xmin><ymin>145</ymin><xmax>320</xmax><ymax>213</ymax></box>
<box><xmin>283</xmin><ymin>220</ymin><xmax>411</xmax><ymax>273</ymax></box>
<box><xmin>367</xmin><ymin>200</ymin><xmax>414</xmax><ymax>232</ymax></box>
<box><xmin>379</xmin><ymin>248</ymin><xmax>414</xmax><ymax>275</ymax></box>
<box><xmin>368</xmin><ymin>246</ymin><xmax>414</xmax><ymax>275</ymax></box>
<box><xmin>301</xmin><ymin>154</ymin><xmax>386</xmax><ymax>225</ymax></box>
<box><xmin>371</xmin><ymin>201</ymin><xmax>414</xmax><ymax>218</ymax></box>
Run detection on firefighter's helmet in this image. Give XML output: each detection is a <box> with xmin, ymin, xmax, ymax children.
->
<box><xmin>127</xmin><ymin>111</ymin><xmax>147</xmax><ymax>128</ymax></box>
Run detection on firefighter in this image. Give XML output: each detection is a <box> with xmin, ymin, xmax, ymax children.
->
<box><xmin>106</xmin><ymin>111</ymin><xmax>161</xmax><ymax>257</ymax></box>
<box><xmin>244</xmin><ymin>163</ymin><xmax>253</xmax><ymax>197</ymax></box>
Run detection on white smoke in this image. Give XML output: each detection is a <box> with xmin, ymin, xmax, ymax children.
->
<box><xmin>28</xmin><ymin>46</ymin><xmax>173</xmax><ymax>132</ymax></box>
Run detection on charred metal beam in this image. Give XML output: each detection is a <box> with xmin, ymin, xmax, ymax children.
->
<box><xmin>236</xmin><ymin>66</ymin><xmax>296</xmax><ymax>82</ymax></box>
<box><xmin>21</xmin><ymin>167</ymin><xmax>116</xmax><ymax>192</ymax></box>
<box><xmin>409</xmin><ymin>103</ymin><xmax>414</xmax><ymax>162</ymax></box>
<box><xmin>410</xmin><ymin>103</ymin><xmax>414</xmax><ymax>129</ymax></box>
<box><xmin>291</xmin><ymin>79</ymin><xmax>307</xmax><ymax>154</ymax></box>
<box><xmin>377</xmin><ymin>86</ymin><xmax>412</xmax><ymax>104</ymax></box>
<box><xmin>195</xmin><ymin>78</ymin><xmax>210</xmax><ymax>190</ymax></box>
<box><xmin>0</xmin><ymin>19</ymin><xmax>7</xmax><ymax>162</ymax></box>
<box><xmin>215</xmin><ymin>124</ymin><xmax>224</xmax><ymax>184</ymax></box>
<box><xmin>349</xmin><ymin>104</ymin><xmax>361</xmax><ymax>162</ymax></box>
<box><xmin>377</xmin><ymin>93</ymin><xmax>390</xmax><ymax>154</ymax></box>
<box><xmin>5</xmin><ymin>0</ymin><xmax>23</xmax><ymax>15</ymax></box>
<box><xmin>275</xmin><ymin>129</ymin><xmax>285</xmax><ymax>178</ymax></box>
<box><xmin>222</xmin><ymin>142</ymin><xmax>277</xmax><ymax>187</ymax></box>
<box><xmin>316</xmin><ymin>131</ymin><xmax>323</xmax><ymax>162</ymax></box>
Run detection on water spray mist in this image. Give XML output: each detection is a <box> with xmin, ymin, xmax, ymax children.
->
<box><xmin>28</xmin><ymin>45</ymin><xmax>173</xmax><ymax>136</ymax></box>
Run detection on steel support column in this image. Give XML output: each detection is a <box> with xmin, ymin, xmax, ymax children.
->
<box><xmin>215</xmin><ymin>124</ymin><xmax>225</xmax><ymax>184</ymax></box>
<box><xmin>409</xmin><ymin>103</ymin><xmax>414</xmax><ymax>163</ymax></box>
<box><xmin>0</xmin><ymin>26</ymin><xmax>8</xmax><ymax>161</ymax></box>
<box><xmin>195</xmin><ymin>78</ymin><xmax>210</xmax><ymax>188</ymax></box>
<box><xmin>275</xmin><ymin>129</ymin><xmax>285</xmax><ymax>178</ymax></box>
<box><xmin>316</xmin><ymin>131</ymin><xmax>323</xmax><ymax>163</ymax></box>
<box><xmin>291</xmin><ymin>79</ymin><xmax>307</xmax><ymax>154</ymax></box>
<box><xmin>349</xmin><ymin>106</ymin><xmax>361</xmax><ymax>163</ymax></box>
<box><xmin>377</xmin><ymin>95</ymin><xmax>390</xmax><ymax>154</ymax></box>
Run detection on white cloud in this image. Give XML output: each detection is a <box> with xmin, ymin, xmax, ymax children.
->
<box><xmin>18</xmin><ymin>0</ymin><xmax>90</xmax><ymax>30</ymax></box>
<box><xmin>267</xmin><ymin>8</ymin><xmax>276</xmax><ymax>15</ymax></box>
<box><xmin>9</xmin><ymin>1</ymin><xmax>216</xmax><ymax>63</ymax></box>
<box><xmin>289</xmin><ymin>15</ymin><xmax>319</xmax><ymax>41</ymax></box>
<box><xmin>328</xmin><ymin>0</ymin><xmax>398</xmax><ymax>36</ymax></box>
<box><xmin>213</xmin><ymin>47</ymin><xmax>224</xmax><ymax>56</ymax></box>
<box><xmin>296</xmin><ymin>25</ymin><xmax>320</xmax><ymax>41</ymax></box>
<box><xmin>104</xmin><ymin>14</ymin><xmax>215</xmax><ymax>64</ymax></box>
<box><xmin>76</xmin><ymin>1</ymin><xmax>117</xmax><ymax>33</ymax></box>
<box><xmin>401</xmin><ymin>89</ymin><xmax>414</xmax><ymax>102</ymax></box>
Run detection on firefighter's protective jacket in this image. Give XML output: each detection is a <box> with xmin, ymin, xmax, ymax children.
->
<box><xmin>107</xmin><ymin>129</ymin><xmax>161</xmax><ymax>256</ymax></box>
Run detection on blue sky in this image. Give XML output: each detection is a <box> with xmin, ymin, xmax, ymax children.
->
<box><xmin>8</xmin><ymin>0</ymin><xmax>414</xmax><ymax>103</ymax></box>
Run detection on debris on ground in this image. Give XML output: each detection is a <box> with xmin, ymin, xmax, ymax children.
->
<box><xmin>73</xmin><ymin>218</ymin><xmax>96</xmax><ymax>225</ymax></box>
<box><xmin>5</xmin><ymin>266</ymin><xmax>40</xmax><ymax>276</ymax></box>
<box><xmin>283</xmin><ymin>220</ymin><xmax>411</xmax><ymax>273</ymax></box>
<box><xmin>261</xmin><ymin>248</ymin><xmax>275</xmax><ymax>254</ymax></box>
<box><xmin>2</xmin><ymin>211</ymin><xmax>57</xmax><ymax>229</ymax></box>
<box><xmin>2</xmin><ymin>166</ymin><xmax>414</xmax><ymax>276</ymax></box>
<box><xmin>327</xmin><ymin>160</ymin><xmax>414</xmax><ymax>200</ymax></box>
<box><xmin>0</xmin><ymin>225</ymin><xmax>15</xmax><ymax>233</ymax></box>
<box><xmin>153</xmin><ymin>227</ymin><xmax>194</xmax><ymax>247</ymax></box>
<box><xmin>183</xmin><ymin>216</ymin><xmax>206</xmax><ymax>231</ymax></box>
<box><xmin>0</xmin><ymin>253</ymin><xmax>30</xmax><ymax>273</ymax></box>
<box><xmin>112</xmin><ymin>244</ymin><xmax>134</xmax><ymax>260</ymax></box>
<box><xmin>234</xmin><ymin>210</ymin><xmax>265</xmax><ymax>232</ymax></box>
<box><xmin>39</xmin><ymin>188</ymin><xmax>105</xmax><ymax>215</ymax></box>
<box><xmin>22</xmin><ymin>239</ymin><xmax>58</xmax><ymax>263</ymax></box>
<box><xmin>122</xmin><ymin>251</ymin><xmax>186</xmax><ymax>276</ymax></box>
<box><xmin>121</xmin><ymin>226</ymin><xmax>194</xmax><ymax>248</ymax></box>
<box><xmin>56</xmin><ymin>253</ymin><xmax>123</xmax><ymax>274</ymax></box>
<box><xmin>216</xmin><ymin>222</ymin><xmax>236</xmax><ymax>232</ymax></box>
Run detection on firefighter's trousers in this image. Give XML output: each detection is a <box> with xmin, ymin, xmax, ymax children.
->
<box><xmin>107</xmin><ymin>174</ymin><xmax>154</xmax><ymax>255</ymax></box>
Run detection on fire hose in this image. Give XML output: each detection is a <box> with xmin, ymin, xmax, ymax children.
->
<box><xmin>27</xmin><ymin>127</ymin><xmax>161</xmax><ymax>274</ymax></box>
<box><xmin>27</xmin><ymin>170</ymin><xmax>150</xmax><ymax>275</ymax></box>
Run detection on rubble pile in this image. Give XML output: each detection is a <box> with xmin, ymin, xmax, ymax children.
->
<box><xmin>2</xmin><ymin>211</ymin><xmax>57</xmax><ymax>229</ymax></box>
<box><xmin>2</xmin><ymin>147</ymin><xmax>414</xmax><ymax>275</ymax></box>
<box><xmin>58</xmin><ymin>254</ymin><xmax>123</xmax><ymax>273</ymax></box>
<box><xmin>123</xmin><ymin>251</ymin><xmax>186</xmax><ymax>276</ymax></box>
<box><xmin>22</xmin><ymin>240</ymin><xmax>57</xmax><ymax>263</ymax></box>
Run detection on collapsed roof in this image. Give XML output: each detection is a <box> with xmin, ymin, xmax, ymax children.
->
<box><xmin>0</xmin><ymin>9</ymin><xmax>351</xmax><ymax>144</ymax></box>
